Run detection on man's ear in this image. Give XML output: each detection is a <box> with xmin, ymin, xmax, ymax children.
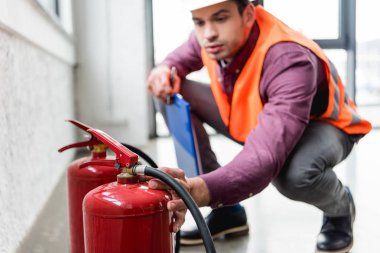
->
<box><xmin>243</xmin><ymin>4</ymin><xmax>256</xmax><ymax>27</ymax></box>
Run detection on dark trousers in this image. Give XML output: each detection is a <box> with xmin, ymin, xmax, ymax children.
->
<box><xmin>172</xmin><ymin>79</ymin><xmax>355</xmax><ymax>216</ymax></box>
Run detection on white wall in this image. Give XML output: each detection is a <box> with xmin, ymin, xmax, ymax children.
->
<box><xmin>0</xmin><ymin>0</ymin><xmax>153</xmax><ymax>251</ymax></box>
<box><xmin>73</xmin><ymin>0</ymin><xmax>152</xmax><ymax>146</ymax></box>
<box><xmin>0</xmin><ymin>0</ymin><xmax>76</xmax><ymax>252</ymax></box>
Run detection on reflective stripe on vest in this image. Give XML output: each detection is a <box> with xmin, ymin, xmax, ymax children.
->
<box><xmin>325</xmin><ymin>59</ymin><xmax>361</xmax><ymax>125</ymax></box>
<box><xmin>201</xmin><ymin>6</ymin><xmax>372</xmax><ymax>142</ymax></box>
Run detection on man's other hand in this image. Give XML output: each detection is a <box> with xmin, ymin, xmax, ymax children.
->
<box><xmin>147</xmin><ymin>65</ymin><xmax>180</xmax><ymax>102</ymax></box>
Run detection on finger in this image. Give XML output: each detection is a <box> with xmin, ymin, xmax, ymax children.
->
<box><xmin>148</xmin><ymin>168</ymin><xmax>188</xmax><ymax>192</ymax></box>
<box><xmin>157</xmin><ymin>85</ymin><xmax>171</xmax><ymax>102</ymax></box>
<box><xmin>171</xmin><ymin>209</ymin><xmax>187</xmax><ymax>233</ymax></box>
<box><xmin>160</xmin><ymin>73</ymin><xmax>171</xmax><ymax>88</ymax></box>
<box><xmin>149</xmin><ymin>72</ymin><xmax>167</xmax><ymax>97</ymax></box>
<box><xmin>149</xmin><ymin>179</ymin><xmax>187</xmax><ymax>194</ymax></box>
<box><xmin>159</xmin><ymin>167</ymin><xmax>186</xmax><ymax>180</ymax></box>
<box><xmin>171</xmin><ymin>75</ymin><xmax>181</xmax><ymax>95</ymax></box>
<box><xmin>138</xmin><ymin>175</ymin><xmax>154</xmax><ymax>182</ymax></box>
<box><xmin>147</xmin><ymin>71</ymin><xmax>162</xmax><ymax>94</ymax></box>
<box><xmin>168</xmin><ymin>199</ymin><xmax>187</xmax><ymax>212</ymax></box>
<box><xmin>147</xmin><ymin>74</ymin><xmax>155</xmax><ymax>91</ymax></box>
<box><xmin>169</xmin><ymin>189</ymin><xmax>178</xmax><ymax>198</ymax></box>
<box><xmin>148</xmin><ymin>178</ymin><xmax>170</xmax><ymax>190</ymax></box>
<box><xmin>174</xmin><ymin>178</ymin><xmax>190</xmax><ymax>192</ymax></box>
<box><xmin>159</xmin><ymin>82</ymin><xmax>172</xmax><ymax>101</ymax></box>
<box><xmin>153</xmin><ymin>78</ymin><xmax>165</xmax><ymax>97</ymax></box>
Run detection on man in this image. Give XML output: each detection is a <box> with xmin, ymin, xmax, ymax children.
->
<box><xmin>147</xmin><ymin>0</ymin><xmax>372</xmax><ymax>252</ymax></box>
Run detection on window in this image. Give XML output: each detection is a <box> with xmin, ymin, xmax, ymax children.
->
<box><xmin>152</xmin><ymin>0</ymin><xmax>192</xmax><ymax>64</ymax></box>
<box><xmin>265</xmin><ymin>0</ymin><xmax>380</xmax><ymax>126</ymax></box>
<box><xmin>356</xmin><ymin>0</ymin><xmax>380</xmax><ymax>106</ymax></box>
<box><xmin>355</xmin><ymin>0</ymin><xmax>380</xmax><ymax>127</ymax></box>
<box><xmin>265</xmin><ymin>0</ymin><xmax>357</xmax><ymax>97</ymax></box>
<box><xmin>265</xmin><ymin>0</ymin><xmax>339</xmax><ymax>40</ymax></box>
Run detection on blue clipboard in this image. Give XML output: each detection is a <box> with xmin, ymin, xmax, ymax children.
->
<box><xmin>165</xmin><ymin>95</ymin><xmax>201</xmax><ymax>177</ymax></box>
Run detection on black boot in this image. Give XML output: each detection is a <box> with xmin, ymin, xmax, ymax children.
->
<box><xmin>180</xmin><ymin>204</ymin><xmax>249</xmax><ymax>245</ymax></box>
<box><xmin>316</xmin><ymin>187</ymin><xmax>355</xmax><ymax>253</ymax></box>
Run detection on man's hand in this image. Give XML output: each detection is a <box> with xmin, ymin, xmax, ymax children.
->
<box><xmin>148</xmin><ymin>167</ymin><xmax>210</xmax><ymax>233</ymax></box>
<box><xmin>147</xmin><ymin>65</ymin><xmax>180</xmax><ymax>102</ymax></box>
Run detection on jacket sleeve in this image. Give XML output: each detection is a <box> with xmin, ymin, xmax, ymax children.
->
<box><xmin>200</xmin><ymin>43</ymin><xmax>324</xmax><ymax>208</ymax></box>
<box><xmin>161</xmin><ymin>31</ymin><xmax>204</xmax><ymax>78</ymax></box>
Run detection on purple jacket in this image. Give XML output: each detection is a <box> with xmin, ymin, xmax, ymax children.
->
<box><xmin>162</xmin><ymin>23</ymin><xmax>331</xmax><ymax>208</ymax></box>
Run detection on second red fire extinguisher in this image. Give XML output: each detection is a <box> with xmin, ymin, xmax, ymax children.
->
<box><xmin>83</xmin><ymin>174</ymin><xmax>173</xmax><ymax>253</ymax></box>
<box><xmin>78</xmin><ymin>125</ymin><xmax>216</xmax><ymax>253</ymax></box>
<box><xmin>59</xmin><ymin>120</ymin><xmax>120</xmax><ymax>253</ymax></box>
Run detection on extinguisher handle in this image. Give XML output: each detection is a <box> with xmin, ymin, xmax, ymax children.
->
<box><xmin>66</xmin><ymin>119</ymin><xmax>92</xmax><ymax>132</ymax></box>
<box><xmin>59</xmin><ymin>119</ymin><xmax>139</xmax><ymax>167</ymax></box>
<box><xmin>79</xmin><ymin>159</ymin><xmax>118</xmax><ymax>169</ymax></box>
<box><xmin>87</xmin><ymin>129</ymin><xmax>138</xmax><ymax>167</ymax></box>
<box><xmin>58</xmin><ymin>140</ymin><xmax>102</xmax><ymax>153</ymax></box>
<box><xmin>58</xmin><ymin>119</ymin><xmax>104</xmax><ymax>153</ymax></box>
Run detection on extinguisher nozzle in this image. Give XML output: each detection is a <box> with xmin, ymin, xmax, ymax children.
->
<box><xmin>132</xmin><ymin>165</ymin><xmax>147</xmax><ymax>175</ymax></box>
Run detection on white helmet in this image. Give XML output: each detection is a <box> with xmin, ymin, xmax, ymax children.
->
<box><xmin>185</xmin><ymin>0</ymin><xmax>229</xmax><ymax>11</ymax></box>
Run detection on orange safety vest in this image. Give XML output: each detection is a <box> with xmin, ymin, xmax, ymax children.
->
<box><xmin>201</xmin><ymin>6</ymin><xmax>372</xmax><ymax>142</ymax></box>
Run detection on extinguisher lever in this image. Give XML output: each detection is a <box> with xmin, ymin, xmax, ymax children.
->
<box><xmin>59</xmin><ymin>119</ymin><xmax>139</xmax><ymax>168</ymax></box>
<box><xmin>66</xmin><ymin>119</ymin><xmax>92</xmax><ymax>132</ymax></box>
<box><xmin>87</xmin><ymin>129</ymin><xmax>138</xmax><ymax>168</ymax></box>
<box><xmin>58</xmin><ymin>140</ymin><xmax>102</xmax><ymax>153</ymax></box>
<box><xmin>79</xmin><ymin>159</ymin><xmax>120</xmax><ymax>169</ymax></box>
<box><xmin>59</xmin><ymin>119</ymin><xmax>105</xmax><ymax>152</ymax></box>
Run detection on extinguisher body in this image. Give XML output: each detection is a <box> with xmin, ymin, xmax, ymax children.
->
<box><xmin>68</xmin><ymin>151</ymin><xmax>119</xmax><ymax>253</ymax></box>
<box><xmin>83</xmin><ymin>176</ymin><xmax>173</xmax><ymax>253</ymax></box>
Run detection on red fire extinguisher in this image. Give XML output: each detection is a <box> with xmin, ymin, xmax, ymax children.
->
<box><xmin>70</xmin><ymin>127</ymin><xmax>171</xmax><ymax>252</ymax></box>
<box><xmin>83</xmin><ymin>173</ymin><xmax>173</xmax><ymax>253</ymax></box>
<box><xmin>78</xmin><ymin>126</ymin><xmax>216</xmax><ymax>253</ymax></box>
<box><xmin>59</xmin><ymin>120</ymin><xmax>120</xmax><ymax>253</ymax></box>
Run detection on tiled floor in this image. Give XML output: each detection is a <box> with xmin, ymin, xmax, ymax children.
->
<box><xmin>17</xmin><ymin>129</ymin><xmax>380</xmax><ymax>253</ymax></box>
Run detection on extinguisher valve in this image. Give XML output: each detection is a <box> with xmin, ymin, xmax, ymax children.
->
<box><xmin>115</xmin><ymin>164</ymin><xmax>146</xmax><ymax>176</ymax></box>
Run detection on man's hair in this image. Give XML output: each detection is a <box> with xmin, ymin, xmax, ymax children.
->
<box><xmin>232</xmin><ymin>0</ymin><xmax>250</xmax><ymax>15</ymax></box>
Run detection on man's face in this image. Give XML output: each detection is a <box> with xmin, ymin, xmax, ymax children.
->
<box><xmin>191</xmin><ymin>1</ymin><xmax>254</xmax><ymax>63</ymax></box>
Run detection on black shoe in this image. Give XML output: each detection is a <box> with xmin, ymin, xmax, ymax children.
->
<box><xmin>316</xmin><ymin>187</ymin><xmax>355</xmax><ymax>253</ymax></box>
<box><xmin>180</xmin><ymin>205</ymin><xmax>249</xmax><ymax>245</ymax></box>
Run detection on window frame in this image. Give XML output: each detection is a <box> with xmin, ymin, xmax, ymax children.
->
<box><xmin>314</xmin><ymin>0</ymin><xmax>356</xmax><ymax>101</ymax></box>
<box><xmin>260</xmin><ymin>0</ymin><xmax>356</xmax><ymax>100</ymax></box>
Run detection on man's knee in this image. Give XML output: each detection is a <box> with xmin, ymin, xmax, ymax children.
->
<box><xmin>272</xmin><ymin>165</ymin><xmax>320</xmax><ymax>201</ymax></box>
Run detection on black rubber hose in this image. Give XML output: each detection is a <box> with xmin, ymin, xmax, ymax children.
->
<box><xmin>121</xmin><ymin>143</ymin><xmax>158</xmax><ymax>168</ymax></box>
<box><xmin>175</xmin><ymin>230</ymin><xmax>181</xmax><ymax>253</ymax></box>
<box><xmin>141</xmin><ymin>166</ymin><xmax>216</xmax><ymax>253</ymax></box>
